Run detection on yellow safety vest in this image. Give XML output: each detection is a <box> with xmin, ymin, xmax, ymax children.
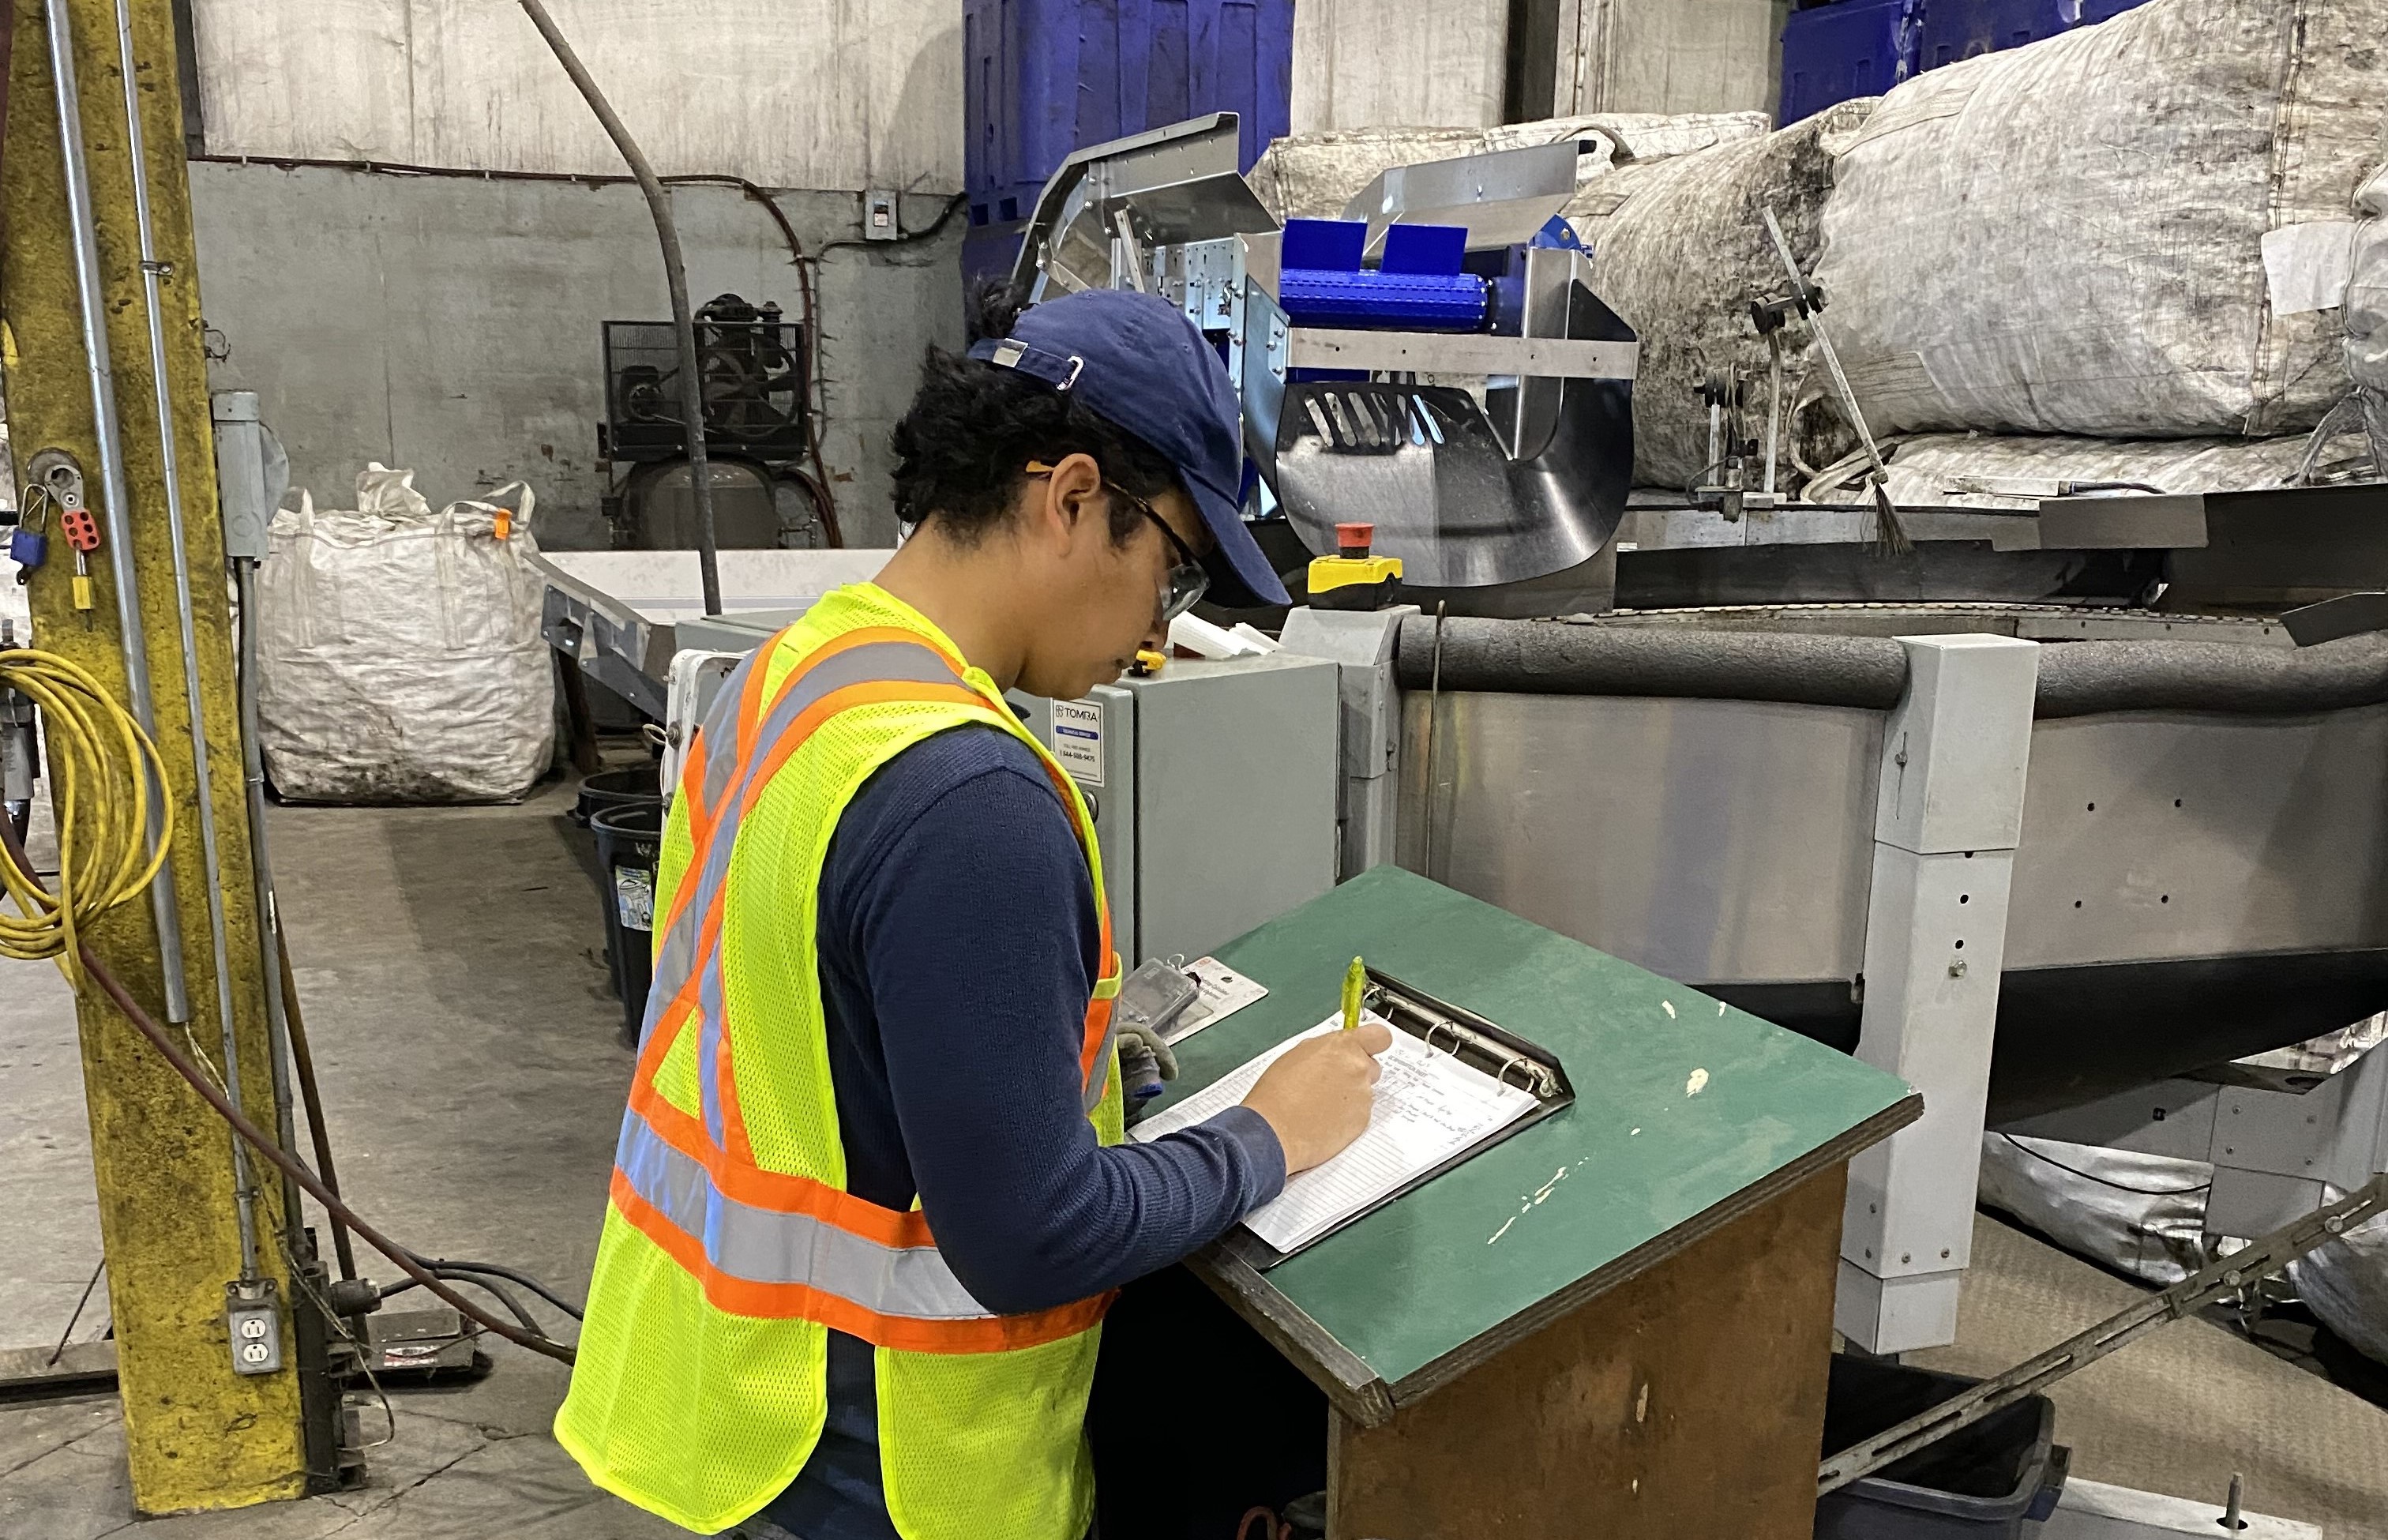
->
<box><xmin>555</xmin><ymin>583</ymin><xmax>1125</xmax><ymax>1538</ymax></box>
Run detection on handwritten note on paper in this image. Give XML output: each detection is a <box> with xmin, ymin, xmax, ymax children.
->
<box><xmin>1132</xmin><ymin>1013</ymin><xmax>1538</xmax><ymax>1254</ymax></box>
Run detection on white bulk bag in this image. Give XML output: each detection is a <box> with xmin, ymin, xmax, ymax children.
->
<box><xmin>1800</xmin><ymin>430</ymin><xmax>2330</xmax><ymax>508</ymax></box>
<box><xmin>1567</xmin><ymin>99</ymin><xmax>1877</xmax><ymax>489</ymax></box>
<box><xmin>1247</xmin><ymin>111</ymin><xmax>1769</xmax><ymax>224</ymax></box>
<box><xmin>256</xmin><ymin>464</ymin><xmax>554</xmax><ymax>803</ymax></box>
<box><xmin>2349</xmin><ymin>165</ymin><xmax>2388</xmax><ymax>396</ymax></box>
<box><xmin>1816</xmin><ymin>0</ymin><xmax>2388</xmax><ymax>440</ymax></box>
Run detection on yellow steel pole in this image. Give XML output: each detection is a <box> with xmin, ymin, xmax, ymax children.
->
<box><xmin>1</xmin><ymin>0</ymin><xmax>308</xmax><ymax>1512</ymax></box>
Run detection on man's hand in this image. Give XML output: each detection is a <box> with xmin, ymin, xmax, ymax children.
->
<box><xmin>1241</xmin><ymin>1023</ymin><xmax>1392</xmax><ymax>1174</ymax></box>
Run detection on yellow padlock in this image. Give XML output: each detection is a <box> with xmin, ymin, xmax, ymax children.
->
<box><xmin>71</xmin><ymin>573</ymin><xmax>94</xmax><ymax>611</ymax></box>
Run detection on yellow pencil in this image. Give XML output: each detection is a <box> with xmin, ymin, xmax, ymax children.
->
<box><xmin>1341</xmin><ymin>956</ymin><xmax>1365</xmax><ymax>1031</ymax></box>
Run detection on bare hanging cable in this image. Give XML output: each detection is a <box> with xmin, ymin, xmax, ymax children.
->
<box><xmin>515</xmin><ymin>0</ymin><xmax>723</xmax><ymax>614</ymax></box>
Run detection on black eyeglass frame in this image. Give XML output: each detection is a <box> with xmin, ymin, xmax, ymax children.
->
<box><xmin>1024</xmin><ymin>461</ymin><xmax>1211</xmax><ymax>622</ymax></box>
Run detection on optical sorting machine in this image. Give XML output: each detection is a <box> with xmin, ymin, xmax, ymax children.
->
<box><xmin>555</xmin><ymin>119</ymin><xmax>2388</xmax><ymax>1364</ymax></box>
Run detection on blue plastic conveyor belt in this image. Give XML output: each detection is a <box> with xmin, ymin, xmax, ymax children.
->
<box><xmin>1278</xmin><ymin>267</ymin><xmax>1489</xmax><ymax>332</ymax></box>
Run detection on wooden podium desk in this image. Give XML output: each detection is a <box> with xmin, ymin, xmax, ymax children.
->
<box><xmin>1144</xmin><ymin>867</ymin><xmax>1919</xmax><ymax>1538</ymax></box>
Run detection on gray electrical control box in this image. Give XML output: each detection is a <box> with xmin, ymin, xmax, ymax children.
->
<box><xmin>1013</xmin><ymin>652</ymin><xmax>1340</xmax><ymax>966</ymax></box>
<box><xmin>211</xmin><ymin>391</ymin><xmax>272</xmax><ymax>562</ymax></box>
<box><xmin>654</xmin><ymin>628</ymin><xmax>1342</xmax><ymax>965</ymax></box>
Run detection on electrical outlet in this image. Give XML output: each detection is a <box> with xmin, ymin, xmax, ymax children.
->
<box><xmin>226</xmin><ymin>1279</ymin><xmax>283</xmax><ymax>1375</ymax></box>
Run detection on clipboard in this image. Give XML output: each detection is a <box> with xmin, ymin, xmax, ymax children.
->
<box><xmin>1222</xmin><ymin>967</ymin><xmax>1575</xmax><ymax>1270</ymax></box>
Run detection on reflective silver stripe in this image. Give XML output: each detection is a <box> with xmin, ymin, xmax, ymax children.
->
<box><xmin>616</xmin><ymin>1110</ymin><xmax>999</xmax><ymax>1321</ymax></box>
<box><xmin>644</xmin><ymin>637</ymin><xmax>970</xmax><ymax>1042</ymax></box>
<box><xmin>644</xmin><ymin>647</ymin><xmax>765</xmax><ymax>1020</ymax></box>
<box><xmin>693</xmin><ymin>644</ymin><xmax>765</xmax><ymax>815</ymax></box>
<box><xmin>680</xmin><ymin>638</ymin><xmax>972</xmax><ymax>1140</ymax></box>
<box><xmin>1083</xmin><ymin>1005</ymin><xmax>1119</xmax><ymax>1114</ymax></box>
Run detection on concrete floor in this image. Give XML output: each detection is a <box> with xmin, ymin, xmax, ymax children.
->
<box><xmin>2</xmin><ymin>780</ymin><xmax>676</xmax><ymax>1539</ymax></box>
<box><xmin>1913</xmin><ymin>1218</ymin><xmax>2388</xmax><ymax>1538</ymax></box>
<box><xmin>4</xmin><ymin>783</ymin><xmax>2387</xmax><ymax>1535</ymax></box>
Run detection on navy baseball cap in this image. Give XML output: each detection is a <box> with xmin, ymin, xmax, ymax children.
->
<box><xmin>967</xmin><ymin>287</ymin><xmax>1290</xmax><ymax>608</ymax></box>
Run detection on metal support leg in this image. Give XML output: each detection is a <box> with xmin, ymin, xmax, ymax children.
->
<box><xmin>1278</xmin><ymin>605</ymin><xmax>1417</xmax><ymax>881</ymax></box>
<box><xmin>1837</xmin><ymin>634</ymin><xmax>2039</xmax><ymax>1353</ymax></box>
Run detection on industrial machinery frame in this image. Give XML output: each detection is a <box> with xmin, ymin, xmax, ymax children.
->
<box><xmin>1277</xmin><ymin>602</ymin><xmax>2388</xmax><ymax>1354</ymax></box>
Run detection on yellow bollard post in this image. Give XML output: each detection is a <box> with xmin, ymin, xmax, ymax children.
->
<box><xmin>1</xmin><ymin>0</ymin><xmax>310</xmax><ymax>1512</ymax></box>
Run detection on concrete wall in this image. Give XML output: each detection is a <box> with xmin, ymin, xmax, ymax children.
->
<box><xmin>188</xmin><ymin>0</ymin><xmax>962</xmax><ymax>190</ymax></box>
<box><xmin>1290</xmin><ymin>0</ymin><xmax>1511</xmax><ymax>131</ymax></box>
<box><xmin>190</xmin><ymin>162</ymin><xmax>964</xmax><ymax>550</ymax></box>
<box><xmin>1560</xmin><ymin>0</ymin><xmax>1787</xmax><ymax>118</ymax></box>
<box><xmin>1290</xmin><ymin>0</ymin><xmax>1785</xmax><ymax>131</ymax></box>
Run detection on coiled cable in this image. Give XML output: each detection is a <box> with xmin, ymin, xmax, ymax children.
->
<box><xmin>0</xmin><ymin>648</ymin><xmax>174</xmax><ymax>981</ymax></box>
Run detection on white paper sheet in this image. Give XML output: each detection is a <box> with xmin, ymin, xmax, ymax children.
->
<box><xmin>2262</xmin><ymin>220</ymin><xmax>2360</xmax><ymax>315</ymax></box>
<box><xmin>1132</xmin><ymin>1013</ymin><xmax>1538</xmax><ymax>1254</ymax></box>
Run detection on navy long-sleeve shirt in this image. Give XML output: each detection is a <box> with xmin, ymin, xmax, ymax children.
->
<box><xmin>763</xmin><ymin>723</ymin><xmax>1286</xmax><ymax>1540</ymax></box>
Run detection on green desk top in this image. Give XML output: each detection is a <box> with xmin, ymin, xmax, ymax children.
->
<box><xmin>1158</xmin><ymin>866</ymin><xmax>1916</xmax><ymax>1416</ymax></box>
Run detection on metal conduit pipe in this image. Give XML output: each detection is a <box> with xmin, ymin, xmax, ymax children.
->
<box><xmin>515</xmin><ymin>0</ymin><xmax>723</xmax><ymax>615</ymax></box>
<box><xmin>235</xmin><ymin>555</ymin><xmax>310</xmax><ymax>1258</ymax></box>
<box><xmin>41</xmin><ymin>0</ymin><xmax>193</xmax><ymax>1024</ymax></box>
<box><xmin>110</xmin><ymin>0</ymin><xmax>261</xmax><ymax>1280</ymax></box>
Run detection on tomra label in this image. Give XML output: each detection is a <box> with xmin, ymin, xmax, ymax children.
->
<box><xmin>1051</xmin><ymin>698</ymin><xmax>1104</xmax><ymax>787</ymax></box>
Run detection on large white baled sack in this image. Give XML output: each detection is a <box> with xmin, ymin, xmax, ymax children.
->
<box><xmin>1800</xmin><ymin>430</ymin><xmax>2331</xmax><ymax>508</ymax></box>
<box><xmin>1248</xmin><ymin>127</ymin><xmax>1489</xmax><ymax>222</ymax></box>
<box><xmin>256</xmin><ymin>465</ymin><xmax>554</xmax><ymax>804</ymax></box>
<box><xmin>1567</xmin><ymin>98</ymin><xmax>1878</xmax><ymax>489</ymax></box>
<box><xmin>2350</xmin><ymin>164</ymin><xmax>2388</xmax><ymax>395</ymax></box>
<box><xmin>1246</xmin><ymin>111</ymin><xmax>1769</xmax><ymax>223</ymax></box>
<box><xmin>1817</xmin><ymin>0</ymin><xmax>2388</xmax><ymax>441</ymax></box>
<box><xmin>1479</xmin><ymin>110</ymin><xmax>1770</xmax><ymax>180</ymax></box>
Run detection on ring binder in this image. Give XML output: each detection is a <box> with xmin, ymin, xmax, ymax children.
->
<box><xmin>1215</xmin><ymin>969</ymin><xmax>1577</xmax><ymax>1269</ymax></box>
<box><xmin>1365</xmin><ymin>971</ymin><xmax>1568</xmax><ymax>1101</ymax></box>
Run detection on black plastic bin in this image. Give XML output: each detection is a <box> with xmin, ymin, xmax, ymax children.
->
<box><xmin>573</xmin><ymin>763</ymin><xmax>662</xmax><ymax>827</ymax></box>
<box><xmin>590</xmin><ymin>802</ymin><xmax>664</xmax><ymax>1042</ymax></box>
<box><xmin>1815</xmin><ymin>1354</ymin><xmax>2068</xmax><ymax>1540</ymax></box>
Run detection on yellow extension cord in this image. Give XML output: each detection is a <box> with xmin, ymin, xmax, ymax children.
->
<box><xmin>0</xmin><ymin>648</ymin><xmax>175</xmax><ymax>982</ymax></box>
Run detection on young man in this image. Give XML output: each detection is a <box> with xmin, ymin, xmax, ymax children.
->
<box><xmin>556</xmin><ymin>287</ymin><xmax>1392</xmax><ymax>1540</ymax></box>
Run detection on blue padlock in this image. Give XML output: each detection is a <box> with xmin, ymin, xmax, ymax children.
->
<box><xmin>6</xmin><ymin>525</ymin><xmax>44</xmax><ymax>573</ymax></box>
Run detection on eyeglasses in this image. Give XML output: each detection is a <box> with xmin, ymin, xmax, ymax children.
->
<box><xmin>1025</xmin><ymin>462</ymin><xmax>1211</xmax><ymax>622</ymax></box>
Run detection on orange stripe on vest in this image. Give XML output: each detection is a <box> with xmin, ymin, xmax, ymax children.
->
<box><xmin>610</xmin><ymin>1170</ymin><xmax>1110</xmax><ymax>1351</ymax></box>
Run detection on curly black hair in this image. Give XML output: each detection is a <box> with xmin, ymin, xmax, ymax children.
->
<box><xmin>889</xmin><ymin>282</ymin><xmax>1181</xmax><ymax>545</ymax></box>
